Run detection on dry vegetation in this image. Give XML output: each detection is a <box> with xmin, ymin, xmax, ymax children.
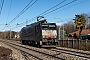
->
<box><xmin>0</xmin><ymin>47</ymin><xmax>16</xmax><ymax>60</ymax></box>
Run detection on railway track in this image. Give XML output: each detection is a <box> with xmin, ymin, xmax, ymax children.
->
<box><xmin>49</xmin><ymin>47</ymin><xmax>90</xmax><ymax>59</ymax></box>
<box><xmin>13</xmin><ymin>40</ymin><xmax>90</xmax><ymax>60</ymax></box>
<box><xmin>0</xmin><ymin>39</ymin><xmax>64</xmax><ymax>60</ymax></box>
<box><xmin>0</xmin><ymin>39</ymin><xmax>90</xmax><ymax>60</ymax></box>
<box><xmin>52</xmin><ymin>47</ymin><xmax>90</xmax><ymax>58</ymax></box>
<box><xmin>20</xmin><ymin>51</ymin><xmax>30</xmax><ymax>60</ymax></box>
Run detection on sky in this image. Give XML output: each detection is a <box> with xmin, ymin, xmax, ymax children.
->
<box><xmin>0</xmin><ymin>0</ymin><xmax>90</xmax><ymax>32</ymax></box>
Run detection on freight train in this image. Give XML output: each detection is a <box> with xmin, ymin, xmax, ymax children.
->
<box><xmin>20</xmin><ymin>20</ymin><xmax>58</xmax><ymax>47</ymax></box>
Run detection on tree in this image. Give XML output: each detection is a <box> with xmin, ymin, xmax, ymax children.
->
<box><xmin>73</xmin><ymin>14</ymin><xmax>86</xmax><ymax>38</ymax></box>
<box><xmin>63</xmin><ymin>20</ymin><xmax>76</xmax><ymax>33</ymax></box>
<box><xmin>84</xmin><ymin>13</ymin><xmax>90</xmax><ymax>29</ymax></box>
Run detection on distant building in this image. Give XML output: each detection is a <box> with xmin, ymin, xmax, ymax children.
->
<box><xmin>70</xmin><ymin>29</ymin><xmax>90</xmax><ymax>35</ymax></box>
<box><xmin>15</xmin><ymin>34</ymin><xmax>20</xmax><ymax>38</ymax></box>
<box><xmin>58</xmin><ymin>29</ymin><xmax>67</xmax><ymax>40</ymax></box>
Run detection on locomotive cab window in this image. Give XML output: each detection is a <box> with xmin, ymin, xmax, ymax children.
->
<box><xmin>49</xmin><ymin>25</ymin><xmax>56</xmax><ymax>30</ymax></box>
<box><xmin>42</xmin><ymin>25</ymin><xmax>48</xmax><ymax>29</ymax></box>
<box><xmin>42</xmin><ymin>24</ymin><xmax>57</xmax><ymax>30</ymax></box>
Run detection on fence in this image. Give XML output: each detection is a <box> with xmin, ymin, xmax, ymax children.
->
<box><xmin>58</xmin><ymin>39</ymin><xmax>90</xmax><ymax>51</ymax></box>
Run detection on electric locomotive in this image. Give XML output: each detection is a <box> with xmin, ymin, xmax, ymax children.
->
<box><xmin>20</xmin><ymin>20</ymin><xmax>58</xmax><ymax>47</ymax></box>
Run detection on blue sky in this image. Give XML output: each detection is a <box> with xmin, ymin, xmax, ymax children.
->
<box><xmin>0</xmin><ymin>0</ymin><xmax>90</xmax><ymax>31</ymax></box>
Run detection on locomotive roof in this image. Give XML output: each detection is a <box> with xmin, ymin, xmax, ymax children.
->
<box><xmin>22</xmin><ymin>20</ymin><xmax>56</xmax><ymax>30</ymax></box>
<box><xmin>42</xmin><ymin>23</ymin><xmax>56</xmax><ymax>25</ymax></box>
<box><xmin>30</xmin><ymin>20</ymin><xmax>47</xmax><ymax>25</ymax></box>
<box><xmin>26</xmin><ymin>20</ymin><xmax>56</xmax><ymax>26</ymax></box>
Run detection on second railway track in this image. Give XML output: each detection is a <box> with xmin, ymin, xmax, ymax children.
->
<box><xmin>49</xmin><ymin>47</ymin><xmax>90</xmax><ymax>59</ymax></box>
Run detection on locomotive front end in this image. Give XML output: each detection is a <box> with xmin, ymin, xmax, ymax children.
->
<box><xmin>41</xmin><ymin>23</ymin><xmax>58</xmax><ymax>46</ymax></box>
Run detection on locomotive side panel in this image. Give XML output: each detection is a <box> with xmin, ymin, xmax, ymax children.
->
<box><xmin>35</xmin><ymin>23</ymin><xmax>42</xmax><ymax>42</ymax></box>
<box><xmin>20</xmin><ymin>26</ymin><xmax>36</xmax><ymax>40</ymax></box>
<box><xmin>20</xmin><ymin>23</ymin><xmax>42</xmax><ymax>42</ymax></box>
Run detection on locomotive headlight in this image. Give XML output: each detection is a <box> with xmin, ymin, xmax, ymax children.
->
<box><xmin>54</xmin><ymin>35</ymin><xmax>57</xmax><ymax>38</ymax></box>
<box><xmin>43</xmin><ymin>35</ymin><xmax>46</xmax><ymax>38</ymax></box>
<box><xmin>55</xmin><ymin>39</ymin><xmax>58</xmax><ymax>42</ymax></box>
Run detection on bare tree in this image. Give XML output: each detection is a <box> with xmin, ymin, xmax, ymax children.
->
<box><xmin>61</xmin><ymin>20</ymin><xmax>76</xmax><ymax>33</ymax></box>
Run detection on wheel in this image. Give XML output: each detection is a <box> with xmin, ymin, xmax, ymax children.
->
<box><xmin>21</xmin><ymin>40</ymin><xmax>25</xmax><ymax>44</ymax></box>
<box><xmin>37</xmin><ymin>42</ymin><xmax>41</xmax><ymax>48</ymax></box>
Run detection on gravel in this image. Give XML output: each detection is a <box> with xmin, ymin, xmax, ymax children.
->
<box><xmin>0</xmin><ymin>41</ymin><xmax>24</xmax><ymax>60</ymax></box>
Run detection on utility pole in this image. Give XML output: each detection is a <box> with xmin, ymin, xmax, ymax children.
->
<box><xmin>54</xmin><ymin>17</ymin><xmax>64</xmax><ymax>40</ymax></box>
<box><xmin>10</xmin><ymin>29</ymin><xmax>11</xmax><ymax>39</ymax></box>
<box><xmin>0</xmin><ymin>23</ymin><xmax>9</xmax><ymax>39</ymax></box>
<box><xmin>6</xmin><ymin>24</ymin><xmax>12</xmax><ymax>39</ymax></box>
<box><xmin>26</xmin><ymin>19</ymin><xmax>28</xmax><ymax>25</ymax></box>
<box><xmin>58</xmin><ymin>25</ymin><xmax>61</xmax><ymax>40</ymax></box>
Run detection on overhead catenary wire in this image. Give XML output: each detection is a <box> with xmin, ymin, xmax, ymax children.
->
<box><xmin>17</xmin><ymin>0</ymin><xmax>77</xmax><ymax>26</ymax></box>
<box><xmin>7</xmin><ymin>0</ymin><xmax>33</xmax><ymax>25</ymax></box>
<box><xmin>16</xmin><ymin>0</ymin><xmax>68</xmax><ymax>26</ymax></box>
<box><xmin>27</xmin><ymin>0</ymin><xmax>77</xmax><ymax>22</ymax></box>
<box><xmin>11</xmin><ymin>0</ymin><xmax>89</xmax><ymax>31</ymax></box>
<box><xmin>42</xmin><ymin>0</ymin><xmax>77</xmax><ymax>16</ymax></box>
<box><xmin>39</xmin><ymin>0</ymin><xmax>66</xmax><ymax>16</ymax></box>
<box><xmin>0</xmin><ymin>0</ymin><xmax>4</xmax><ymax>15</ymax></box>
<box><xmin>4</xmin><ymin>0</ymin><xmax>89</xmax><ymax>31</ymax></box>
<box><xmin>17</xmin><ymin>0</ymin><xmax>88</xmax><ymax>29</ymax></box>
<box><xmin>5</xmin><ymin>0</ymin><xmax>75</xmax><ymax>29</ymax></box>
<box><xmin>8</xmin><ymin>0</ymin><xmax>38</xmax><ymax>25</ymax></box>
<box><xmin>54</xmin><ymin>0</ymin><xmax>89</xmax><ymax>24</ymax></box>
<box><xmin>0</xmin><ymin>0</ymin><xmax>12</xmax><ymax>27</ymax></box>
<box><xmin>6</xmin><ymin>0</ymin><xmax>12</xmax><ymax>23</ymax></box>
<box><xmin>2</xmin><ymin>0</ymin><xmax>38</xmax><ymax>30</ymax></box>
<box><xmin>48</xmin><ymin>0</ymin><xmax>89</xmax><ymax>17</ymax></box>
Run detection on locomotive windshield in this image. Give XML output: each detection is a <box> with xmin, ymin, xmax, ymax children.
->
<box><xmin>42</xmin><ymin>23</ymin><xmax>56</xmax><ymax>30</ymax></box>
<box><xmin>49</xmin><ymin>25</ymin><xmax>56</xmax><ymax>30</ymax></box>
<box><xmin>42</xmin><ymin>25</ymin><xmax>48</xmax><ymax>29</ymax></box>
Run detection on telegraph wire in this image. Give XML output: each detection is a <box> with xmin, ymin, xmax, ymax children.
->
<box><xmin>0</xmin><ymin>0</ymin><xmax>4</xmax><ymax>15</ymax></box>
